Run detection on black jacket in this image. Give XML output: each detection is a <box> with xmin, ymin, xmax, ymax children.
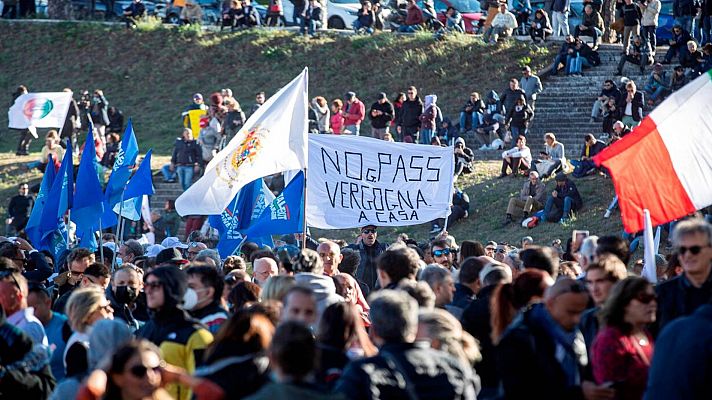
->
<box><xmin>369</xmin><ymin>100</ymin><xmax>395</xmax><ymax>129</ymax></box>
<box><xmin>397</xmin><ymin>97</ymin><xmax>423</xmax><ymax>129</ymax></box>
<box><xmin>334</xmin><ymin>342</ymin><xmax>478</xmax><ymax>400</ymax></box>
<box><xmin>506</xmin><ymin>104</ymin><xmax>534</xmax><ymax>129</ymax></box>
<box><xmin>171</xmin><ymin>138</ymin><xmax>202</xmax><ymax>166</ymax></box>
<box><xmin>106</xmin><ymin>285</ymin><xmax>140</xmax><ymax>332</ymax></box>
<box><xmin>460</xmin><ymin>284</ymin><xmax>497</xmax><ymax>389</ymax></box>
<box><xmin>461</xmin><ymin>98</ymin><xmax>485</xmax><ymax>114</ymax></box>
<box><xmin>451</xmin><ymin>283</ymin><xmax>475</xmax><ymax>310</ymax></box>
<box><xmin>500</xmin><ymin>87</ymin><xmax>526</xmax><ymax>115</ymax></box>
<box><xmin>580</xmin><ymin>139</ymin><xmax>606</xmax><ymax>158</ymax></box>
<box><xmin>621</xmin><ymin>2</ymin><xmax>642</xmax><ymax>26</ymax></box>
<box><xmin>556</xmin><ymin>179</ymin><xmax>584</xmax><ymax>210</ymax></box>
<box><xmin>653</xmin><ymin>272</ymin><xmax>712</xmax><ymax>336</ymax></box>
<box><xmin>617</xmin><ymin>91</ymin><xmax>645</xmax><ymax>122</ymax></box>
<box><xmin>497</xmin><ymin>304</ymin><xmax>587</xmax><ymax>400</ymax></box>
<box><xmin>346</xmin><ymin>241</ymin><xmax>387</xmax><ymax>292</ymax></box>
<box><xmin>599</xmin><ymin>84</ymin><xmax>622</xmax><ymax>102</ymax></box>
<box><xmin>0</xmin><ymin>308</ymin><xmax>56</xmax><ymax>399</ymax></box>
<box><xmin>195</xmin><ymin>351</ymin><xmax>270</xmax><ymax>399</ymax></box>
<box><xmin>673</xmin><ymin>0</ymin><xmax>700</xmax><ymax>16</ymax></box>
<box><xmin>7</xmin><ymin>194</ymin><xmax>33</xmax><ymax>230</ymax></box>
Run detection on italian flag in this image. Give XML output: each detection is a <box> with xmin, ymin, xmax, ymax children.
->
<box><xmin>594</xmin><ymin>70</ymin><xmax>712</xmax><ymax>233</ymax></box>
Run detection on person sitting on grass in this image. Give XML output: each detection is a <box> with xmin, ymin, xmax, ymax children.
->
<box><xmin>571</xmin><ymin>133</ymin><xmax>606</xmax><ymax>178</ymax></box>
<box><xmin>542</xmin><ymin>173</ymin><xmax>583</xmax><ymax>224</ymax></box>
<box><xmin>484</xmin><ymin>2</ymin><xmax>518</xmax><ymax>43</ymax></box>
<box><xmin>531</xmin><ymin>132</ymin><xmax>568</xmax><ymax>179</ymax></box>
<box><xmin>504</xmin><ymin>170</ymin><xmax>546</xmax><ymax>225</ymax></box>
<box><xmin>499</xmin><ymin>135</ymin><xmax>532</xmax><ymax>178</ymax></box>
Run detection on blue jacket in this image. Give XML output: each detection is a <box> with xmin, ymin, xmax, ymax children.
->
<box><xmin>644</xmin><ymin>304</ymin><xmax>712</xmax><ymax>400</ymax></box>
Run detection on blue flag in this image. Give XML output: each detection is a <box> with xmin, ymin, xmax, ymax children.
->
<box><xmin>72</xmin><ymin>130</ymin><xmax>105</xmax><ymax>248</ymax></box>
<box><xmin>112</xmin><ymin>150</ymin><xmax>155</xmax><ymax>222</ymax></box>
<box><xmin>101</xmin><ymin>119</ymin><xmax>139</xmax><ymax>227</ymax></box>
<box><xmin>209</xmin><ymin>178</ymin><xmax>275</xmax><ymax>259</ymax></box>
<box><xmin>123</xmin><ymin>149</ymin><xmax>155</xmax><ymax>200</ymax></box>
<box><xmin>39</xmin><ymin>141</ymin><xmax>74</xmax><ymax>257</ymax></box>
<box><xmin>243</xmin><ymin>171</ymin><xmax>304</xmax><ymax>237</ymax></box>
<box><xmin>25</xmin><ymin>154</ymin><xmax>56</xmax><ymax>247</ymax></box>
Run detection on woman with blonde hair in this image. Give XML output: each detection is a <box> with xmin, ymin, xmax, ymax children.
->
<box><xmin>64</xmin><ymin>286</ymin><xmax>114</xmax><ymax>378</ymax></box>
<box><xmin>417</xmin><ymin>308</ymin><xmax>481</xmax><ymax>367</ymax></box>
<box><xmin>532</xmin><ymin>132</ymin><xmax>568</xmax><ymax>178</ymax></box>
<box><xmin>261</xmin><ymin>275</ymin><xmax>296</xmax><ymax>302</ymax></box>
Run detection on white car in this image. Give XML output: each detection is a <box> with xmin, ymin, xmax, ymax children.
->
<box><xmin>280</xmin><ymin>0</ymin><xmax>362</xmax><ymax>30</ymax></box>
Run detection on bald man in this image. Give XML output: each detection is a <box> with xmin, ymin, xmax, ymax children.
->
<box><xmin>317</xmin><ymin>241</ymin><xmax>343</xmax><ymax>276</ymax></box>
<box><xmin>252</xmin><ymin>257</ymin><xmax>278</xmax><ymax>286</ymax></box>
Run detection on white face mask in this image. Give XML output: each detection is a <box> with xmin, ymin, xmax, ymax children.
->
<box><xmin>182</xmin><ymin>288</ymin><xmax>198</xmax><ymax>311</ymax></box>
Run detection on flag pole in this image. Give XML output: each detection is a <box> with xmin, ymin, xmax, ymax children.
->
<box><xmin>66</xmin><ymin>210</ymin><xmax>71</xmax><ymax>250</ymax></box>
<box><xmin>111</xmin><ymin>189</ymin><xmax>126</xmax><ymax>271</ymax></box>
<box><xmin>301</xmin><ymin>168</ymin><xmax>307</xmax><ymax>250</ymax></box>
<box><xmin>98</xmin><ymin>219</ymin><xmax>104</xmax><ymax>266</ymax></box>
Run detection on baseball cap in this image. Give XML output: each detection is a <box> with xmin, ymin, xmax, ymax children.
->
<box><xmin>193</xmin><ymin>93</ymin><xmax>203</xmax><ymax>101</ymax></box>
<box><xmin>145</xmin><ymin>244</ymin><xmax>166</xmax><ymax>258</ymax></box>
<box><xmin>479</xmin><ymin>263</ymin><xmax>512</xmax><ymax>283</ymax></box>
<box><xmin>161</xmin><ymin>237</ymin><xmax>188</xmax><ymax>249</ymax></box>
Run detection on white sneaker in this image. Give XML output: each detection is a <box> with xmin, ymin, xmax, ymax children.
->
<box><xmin>604</xmin><ymin>210</ymin><xmax>611</xmax><ymax>219</ymax></box>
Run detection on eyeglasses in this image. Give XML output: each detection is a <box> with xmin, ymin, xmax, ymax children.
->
<box><xmin>676</xmin><ymin>245</ymin><xmax>709</xmax><ymax>255</ymax></box>
<box><xmin>129</xmin><ymin>364</ymin><xmax>163</xmax><ymax>378</ymax></box>
<box><xmin>144</xmin><ymin>281</ymin><xmax>163</xmax><ymax>291</ymax></box>
<box><xmin>485</xmin><ymin>247</ymin><xmax>496</xmax><ymax>252</ymax></box>
<box><xmin>495</xmin><ymin>248</ymin><xmax>507</xmax><ymax>254</ymax></box>
<box><xmin>432</xmin><ymin>248</ymin><xmax>451</xmax><ymax>257</ymax></box>
<box><xmin>634</xmin><ymin>292</ymin><xmax>657</xmax><ymax>304</ymax></box>
<box><xmin>362</xmin><ymin>229</ymin><xmax>376</xmax><ymax>234</ymax></box>
<box><xmin>68</xmin><ymin>269</ymin><xmax>85</xmax><ymax>278</ymax></box>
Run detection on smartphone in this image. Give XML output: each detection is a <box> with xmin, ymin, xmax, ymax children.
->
<box><xmin>572</xmin><ymin>230</ymin><xmax>590</xmax><ymax>253</ymax></box>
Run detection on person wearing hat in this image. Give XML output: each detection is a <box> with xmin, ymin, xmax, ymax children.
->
<box><xmin>342</xmin><ymin>92</ymin><xmax>366</xmax><ymax>136</ymax></box>
<box><xmin>137</xmin><ymin>266</ymin><xmax>214</xmax><ymax>400</ymax></box>
<box><xmin>368</xmin><ymin>93</ymin><xmax>394</xmax><ymax>140</ymax></box>
<box><xmin>453</xmin><ymin>137</ymin><xmax>474</xmax><ymax>179</ymax></box>
<box><xmin>643</xmin><ymin>62</ymin><xmax>669</xmax><ymax>105</ymax></box>
<box><xmin>347</xmin><ymin>225</ymin><xmax>388</xmax><ymax>292</ymax></box>
<box><xmin>155</xmin><ymin>247</ymin><xmax>190</xmax><ymax>269</ymax></box>
<box><xmin>542</xmin><ymin>173</ymin><xmax>583</xmax><ymax>224</ymax></box>
<box><xmin>459</xmin><ymin>92</ymin><xmax>485</xmax><ymax>134</ymax></box>
<box><xmin>504</xmin><ymin>169</ymin><xmax>546</xmax><ymax>225</ymax></box>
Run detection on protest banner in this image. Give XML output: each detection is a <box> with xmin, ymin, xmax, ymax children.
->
<box><xmin>306</xmin><ymin>135</ymin><xmax>454</xmax><ymax>229</ymax></box>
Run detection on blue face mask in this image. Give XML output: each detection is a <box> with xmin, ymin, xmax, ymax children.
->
<box><xmin>116</xmin><ymin>257</ymin><xmax>123</xmax><ymax>266</ymax></box>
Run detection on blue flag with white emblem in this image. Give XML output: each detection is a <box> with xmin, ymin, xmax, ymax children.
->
<box><xmin>209</xmin><ymin>178</ymin><xmax>275</xmax><ymax>258</ymax></box>
<box><xmin>243</xmin><ymin>171</ymin><xmax>304</xmax><ymax>237</ymax></box>
<box><xmin>101</xmin><ymin>119</ymin><xmax>139</xmax><ymax>227</ymax></box>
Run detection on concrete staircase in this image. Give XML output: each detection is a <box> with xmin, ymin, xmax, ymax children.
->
<box><xmin>529</xmin><ymin>43</ymin><xmax>673</xmax><ymax>156</ymax></box>
<box><xmin>151</xmin><ymin>177</ymin><xmax>188</xmax><ymax>240</ymax></box>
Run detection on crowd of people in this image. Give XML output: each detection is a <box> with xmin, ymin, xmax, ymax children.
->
<box><xmin>3</xmin><ymin>198</ymin><xmax>712</xmax><ymax>399</ymax></box>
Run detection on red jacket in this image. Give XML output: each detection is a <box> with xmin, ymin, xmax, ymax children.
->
<box><xmin>405</xmin><ymin>5</ymin><xmax>424</xmax><ymax>25</ymax></box>
<box><xmin>343</xmin><ymin>99</ymin><xmax>365</xmax><ymax>126</ymax></box>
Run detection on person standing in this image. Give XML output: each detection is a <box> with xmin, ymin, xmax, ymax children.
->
<box><xmin>397</xmin><ymin>86</ymin><xmax>423</xmax><ymax>143</ymax></box>
<box><xmin>640</xmin><ymin>0</ymin><xmax>661</xmax><ymax>53</ymax></box>
<box><xmin>346</xmin><ymin>225</ymin><xmax>387</xmax><ymax>292</ymax></box>
<box><xmin>60</xmin><ymin>88</ymin><xmax>81</xmax><ymax>152</ymax></box>
<box><xmin>621</xmin><ymin>0</ymin><xmax>642</xmax><ymax>52</ymax></box>
<box><xmin>368</xmin><ymin>92</ymin><xmax>394</xmax><ymax>139</ymax></box>
<box><xmin>519</xmin><ymin>65</ymin><xmax>543</xmax><ymax>111</ymax></box>
<box><xmin>5</xmin><ymin>183</ymin><xmax>34</xmax><ymax>236</ymax></box>
<box><xmin>418</xmin><ymin>95</ymin><xmax>442</xmax><ymax>145</ymax></box>
<box><xmin>161</xmin><ymin>128</ymin><xmax>202</xmax><ymax>191</ymax></box>
<box><xmin>342</xmin><ymin>92</ymin><xmax>366</xmax><ymax>136</ymax></box>
<box><xmin>90</xmin><ymin>89</ymin><xmax>110</xmax><ymax>147</ymax></box>
<box><xmin>12</xmin><ymin>85</ymin><xmax>33</xmax><ymax>156</ymax></box>
<box><xmin>552</xmin><ymin>0</ymin><xmax>571</xmax><ymax>37</ymax></box>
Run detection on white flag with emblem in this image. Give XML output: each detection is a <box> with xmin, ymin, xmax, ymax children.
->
<box><xmin>175</xmin><ymin>68</ymin><xmax>309</xmax><ymax>216</ymax></box>
<box><xmin>8</xmin><ymin>92</ymin><xmax>73</xmax><ymax>130</ymax></box>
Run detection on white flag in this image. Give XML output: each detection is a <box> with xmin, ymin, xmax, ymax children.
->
<box><xmin>307</xmin><ymin>135</ymin><xmax>454</xmax><ymax>229</ymax></box>
<box><xmin>642</xmin><ymin>209</ymin><xmax>658</xmax><ymax>284</ymax></box>
<box><xmin>8</xmin><ymin>92</ymin><xmax>72</xmax><ymax>130</ymax></box>
<box><xmin>176</xmin><ymin>68</ymin><xmax>309</xmax><ymax>216</ymax></box>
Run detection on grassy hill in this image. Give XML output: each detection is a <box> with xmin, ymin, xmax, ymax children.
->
<box><xmin>0</xmin><ymin>21</ymin><xmax>552</xmax><ymax>153</ymax></box>
<box><xmin>0</xmin><ymin>21</ymin><xmax>629</xmax><ymax>247</ymax></box>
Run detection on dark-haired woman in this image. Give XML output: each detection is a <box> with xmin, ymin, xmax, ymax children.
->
<box><xmin>592</xmin><ymin>277</ymin><xmax>657</xmax><ymax>400</ymax></box>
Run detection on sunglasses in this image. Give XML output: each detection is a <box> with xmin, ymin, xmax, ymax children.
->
<box><xmin>68</xmin><ymin>269</ymin><xmax>85</xmax><ymax>278</ymax></box>
<box><xmin>634</xmin><ymin>292</ymin><xmax>657</xmax><ymax>304</ymax></box>
<box><xmin>432</xmin><ymin>248</ymin><xmax>451</xmax><ymax>257</ymax></box>
<box><xmin>144</xmin><ymin>281</ymin><xmax>163</xmax><ymax>290</ymax></box>
<box><xmin>676</xmin><ymin>245</ymin><xmax>709</xmax><ymax>255</ymax></box>
<box><xmin>362</xmin><ymin>229</ymin><xmax>376</xmax><ymax>234</ymax></box>
<box><xmin>495</xmin><ymin>248</ymin><xmax>507</xmax><ymax>254</ymax></box>
<box><xmin>129</xmin><ymin>364</ymin><xmax>162</xmax><ymax>378</ymax></box>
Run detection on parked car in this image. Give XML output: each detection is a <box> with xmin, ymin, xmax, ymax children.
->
<box><xmin>279</xmin><ymin>0</ymin><xmax>363</xmax><ymax>29</ymax></box>
<box><xmin>432</xmin><ymin>0</ymin><xmax>484</xmax><ymax>33</ymax></box>
<box><xmin>71</xmin><ymin>0</ymin><xmax>157</xmax><ymax>20</ymax></box>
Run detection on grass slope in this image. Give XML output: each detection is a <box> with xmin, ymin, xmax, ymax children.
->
<box><xmin>1</xmin><ymin>21</ymin><xmax>551</xmax><ymax>153</ymax></box>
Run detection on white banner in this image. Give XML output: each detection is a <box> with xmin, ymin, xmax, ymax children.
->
<box><xmin>307</xmin><ymin>135</ymin><xmax>454</xmax><ymax>229</ymax></box>
<box><xmin>8</xmin><ymin>92</ymin><xmax>72</xmax><ymax>130</ymax></box>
